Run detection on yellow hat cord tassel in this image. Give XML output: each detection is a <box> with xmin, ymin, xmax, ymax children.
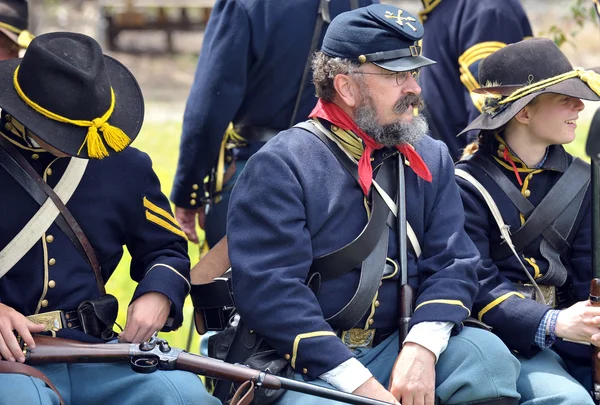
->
<box><xmin>577</xmin><ymin>68</ymin><xmax>600</xmax><ymax>97</ymax></box>
<box><xmin>13</xmin><ymin>66</ymin><xmax>131</xmax><ymax>159</ymax></box>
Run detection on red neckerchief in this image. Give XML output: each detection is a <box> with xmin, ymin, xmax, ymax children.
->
<box><xmin>309</xmin><ymin>99</ymin><xmax>432</xmax><ymax>195</ymax></box>
<box><xmin>503</xmin><ymin>148</ymin><xmax>524</xmax><ymax>186</ymax></box>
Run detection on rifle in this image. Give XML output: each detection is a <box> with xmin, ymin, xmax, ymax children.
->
<box><xmin>397</xmin><ymin>154</ymin><xmax>413</xmax><ymax>347</ymax></box>
<box><xmin>24</xmin><ymin>335</ymin><xmax>394</xmax><ymax>405</ymax></box>
<box><xmin>587</xmin><ymin>107</ymin><xmax>600</xmax><ymax>404</ymax></box>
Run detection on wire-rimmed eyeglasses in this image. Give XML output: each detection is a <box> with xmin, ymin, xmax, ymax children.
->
<box><xmin>353</xmin><ymin>68</ymin><xmax>421</xmax><ymax>86</ymax></box>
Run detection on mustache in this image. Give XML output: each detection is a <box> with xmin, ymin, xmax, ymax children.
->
<box><xmin>394</xmin><ymin>93</ymin><xmax>424</xmax><ymax>114</ymax></box>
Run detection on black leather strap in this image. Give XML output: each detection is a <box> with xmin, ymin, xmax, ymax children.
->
<box><xmin>468</xmin><ymin>155</ymin><xmax>588</xmax><ymax>261</ymax></box>
<box><xmin>289</xmin><ymin>0</ymin><xmax>330</xmax><ymax>127</ymax></box>
<box><xmin>296</xmin><ymin>121</ymin><xmax>392</xmax><ymax>281</ymax></box>
<box><xmin>296</xmin><ymin>121</ymin><xmax>395</xmax><ymax>329</ymax></box>
<box><xmin>0</xmin><ymin>137</ymin><xmax>105</xmax><ymax>294</ymax></box>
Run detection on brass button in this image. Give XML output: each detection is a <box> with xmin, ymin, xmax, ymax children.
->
<box><xmin>523</xmin><ymin>189</ymin><xmax>531</xmax><ymax>197</ymax></box>
<box><xmin>46</xmin><ymin>168</ymin><xmax>53</xmax><ymax>176</ymax></box>
<box><xmin>48</xmin><ymin>258</ymin><xmax>56</xmax><ymax>266</ymax></box>
<box><xmin>404</xmin><ymin>159</ymin><xmax>411</xmax><ymax>167</ymax></box>
<box><xmin>497</xmin><ymin>150</ymin><xmax>504</xmax><ymax>158</ymax></box>
<box><xmin>67</xmin><ymin>322</ymin><xmax>73</xmax><ymax>328</ymax></box>
<box><xmin>374</xmin><ymin>300</ymin><xmax>380</xmax><ymax>308</ymax></box>
<box><xmin>190</xmin><ymin>199</ymin><xmax>197</xmax><ymax>206</ymax></box>
<box><xmin>530</xmin><ymin>258</ymin><xmax>537</xmax><ymax>264</ymax></box>
<box><xmin>226</xmin><ymin>156</ymin><xmax>233</xmax><ymax>163</ymax></box>
<box><xmin>302</xmin><ymin>368</ymin><xmax>308</xmax><ymax>374</ymax></box>
<box><xmin>191</xmin><ymin>192</ymin><xmax>197</xmax><ymax>198</ymax></box>
<box><xmin>46</xmin><ymin>235</ymin><xmax>54</xmax><ymax>243</ymax></box>
<box><xmin>331</xmin><ymin>125</ymin><xmax>339</xmax><ymax>132</ymax></box>
<box><xmin>41</xmin><ymin>299</ymin><xmax>48</xmax><ymax>308</ymax></box>
<box><xmin>498</xmin><ymin>144</ymin><xmax>506</xmax><ymax>151</ymax></box>
<box><xmin>65</xmin><ymin>313</ymin><xmax>70</xmax><ymax>320</ymax></box>
<box><xmin>5</xmin><ymin>114</ymin><xmax>11</xmax><ymax>121</ymax></box>
<box><xmin>4</xmin><ymin>122</ymin><xmax>12</xmax><ymax>131</ymax></box>
<box><xmin>32</xmin><ymin>153</ymin><xmax>39</xmax><ymax>160</ymax></box>
<box><xmin>284</xmin><ymin>354</ymin><xmax>291</xmax><ymax>361</ymax></box>
<box><xmin>48</xmin><ymin>280</ymin><xmax>56</xmax><ymax>288</ymax></box>
<box><xmin>368</xmin><ymin>318</ymin><xmax>374</xmax><ymax>325</ymax></box>
<box><xmin>192</xmin><ymin>184</ymin><xmax>199</xmax><ymax>190</ymax></box>
<box><xmin>379</xmin><ymin>281</ymin><xmax>383</xmax><ymax>287</ymax></box>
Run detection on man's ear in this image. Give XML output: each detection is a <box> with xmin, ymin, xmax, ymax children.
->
<box><xmin>333</xmin><ymin>73</ymin><xmax>359</xmax><ymax>108</ymax></box>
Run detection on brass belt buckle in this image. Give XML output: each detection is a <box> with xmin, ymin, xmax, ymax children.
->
<box><xmin>341</xmin><ymin>328</ymin><xmax>375</xmax><ymax>349</ymax></box>
<box><xmin>26</xmin><ymin>310</ymin><xmax>63</xmax><ymax>331</ymax></box>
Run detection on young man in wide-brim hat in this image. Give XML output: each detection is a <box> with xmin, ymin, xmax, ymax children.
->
<box><xmin>456</xmin><ymin>37</ymin><xmax>600</xmax><ymax>404</ymax></box>
<box><xmin>0</xmin><ymin>31</ymin><xmax>219</xmax><ymax>404</ymax></box>
<box><xmin>0</xmin><ymin>0</ymin><xmax>33</xmax><ymax>60</ymax></box>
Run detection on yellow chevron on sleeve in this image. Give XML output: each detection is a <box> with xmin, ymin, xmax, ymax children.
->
<box><xmin>478</xmin><ymin>292</ymin><xmax>526</xmax><ymax>321</ymax></box>
<box><xmin>145</xmin><ymin>210</ymin><xmax>187</xmax><ymax>239</ymax></box>
<box><xmin>414</xmin><ymin>299</ymin><xmax>471</xmax><ymax>316</ymax></box>
<box><xmin>458</xmin><ymin>41</ymin><xmax>508</xmax><ymax>112</ymax></box>
<box><xmin>143</xmin><ymin>197</ymin><xmax>180</xmax><ymax>227</ymax></box>
<box><xmin>292</xmin><ymin>331</ymin><xmax>337</xmax><ymax>369</ymax></box>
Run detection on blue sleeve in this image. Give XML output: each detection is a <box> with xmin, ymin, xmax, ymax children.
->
<box><xmin>228</xmin><ymin>148</ymin><xmax>354</xmax><ymax>380</ymax></box>
<box><xmin>411</xmin><ymin>143</ymin><xmax>480</xmax><ymax>330</ymax></box>
<box><xmin>456</xmin><ymin>168</ymin><xmax>550</xmax><ymax>356</ymax></box>
<box><xmin>171</xmin><ymin>0</ymin><xmax>252</xmax><ymax>207</ymax></box>
<box><xmin>457</xmin><ymin>5</ymin><xmax>533</xmax><ymax>123</ymax></box>
<box><xmin>127</xmin><ymin>153</ymin><xmax>191</xmax><ymax>331</ymax></box>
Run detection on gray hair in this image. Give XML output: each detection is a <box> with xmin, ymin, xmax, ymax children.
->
<box><xmin>311</xmin><ymin>51</ymin><xmax>359</xmax><ymax>102</ymax></box>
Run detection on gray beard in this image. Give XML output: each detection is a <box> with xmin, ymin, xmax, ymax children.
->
<box><xmin>354</xmin><ymin>84</ymin><xmax>429</xmax><ymax>148</ymax></box>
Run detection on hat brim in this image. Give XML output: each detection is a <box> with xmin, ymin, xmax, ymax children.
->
<box><xmin>459</xmin><ymin>74</ymin><xmax>600</xmax><ymax>136</ymax></box>
<box><xmin>373</xmin><ymin>54</ymin><xmax>436</xmax><ymax>72</ymax></box>
<box><xmin>0</xmin><ymin>28</ymin><xmax>19</xmax><ymax>45</ymax></box>
<box><xmin>0</xmin><ymin>55</ymin><xmax>144</xmax><ymax>158</ymax></box>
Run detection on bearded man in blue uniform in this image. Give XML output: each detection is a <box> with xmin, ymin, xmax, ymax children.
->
<box><xmin>0</xmin><ymin>32</ymin><xmax>218</xmax><ymax>405</ymax></box>
<box><xmin>171</xmin><ymin>0</ymin><xmax>376</xmax><ymax>250</ymax></box>
<box><xmin>418</xmin><ymin>0</ymin><xmax>532</xmax><ymax>161</ymax></box>
<box><xmin>227</xmin><ymin>5</ymin><xmax>520</xmax><ymax>405</ymax></box>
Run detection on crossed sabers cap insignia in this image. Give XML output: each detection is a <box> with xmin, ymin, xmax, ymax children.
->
<box><xmin>384</xmin><ymin>10</ymin><xmax>417</xmax><ymax>32</ymax></box>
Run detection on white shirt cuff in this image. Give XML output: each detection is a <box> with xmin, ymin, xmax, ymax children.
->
<box><xmin>319</xmin><ymin>357</ymin><xmax>372</xmax><ymax>393</ymax></box>
<box><xmin>403</xmin><ymin>321</ymin><xmax>453</xmax><ymax>362</ymax></box>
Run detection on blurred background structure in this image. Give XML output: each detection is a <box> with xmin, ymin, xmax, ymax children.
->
<box><xmin>27</xmin><ymin>0</ymin><xmax>600</xmax><ymax>351</ymax></box>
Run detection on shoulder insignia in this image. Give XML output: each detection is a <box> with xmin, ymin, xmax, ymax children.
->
<box><xmin>458</xmin><ymin>41</ymin><xmax>507</xmax><ymax>112</ymax></box>
<box><xmin>143</xmin><ymin>197</ymin><xmax>187</xmax><ymax>239</ymax></box>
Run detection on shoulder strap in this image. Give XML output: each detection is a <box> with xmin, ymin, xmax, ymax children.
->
<box><xmin>469</xmin><ymin>154</ymin><xmax>587</xmax><ymax>260</ymax></box>
<box><xmin>0</xmin><ymin>137</ymin><xmax>105</xmax><ymax>295</ymax></box>
<box><xmin>288</xmin><ymin>0</ymin><xmax>329</xmax><ymax>127</ymax></box>
<box><xmin>0</xmin><ymin>360</ymin><xmax>65</xmax><ymax>405</ymax></box>
<box><xmin>455</xmin><ymin>168</ymin><xmax>548</xmax><ymax>304</ymax></box>
<box><xmin>296</xmin><ymin>121</ymin><xmax>390</xmax><ymax>279</ymax></box>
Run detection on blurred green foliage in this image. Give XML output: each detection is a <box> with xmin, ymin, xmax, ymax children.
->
<box><xmin>542</xmin><ymin>0</ymin><xmax>599</xmax><ymax>47</ymax></box>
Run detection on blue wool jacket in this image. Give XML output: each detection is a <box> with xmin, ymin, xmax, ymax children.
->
<box><xmin>419</xmin><ymin>0</ymin><xmax>532</xmax><ymax>160</ymax></box>
<box><xmin>228</xmin><ymin>120</ymin><xmax>480</xmax><ymax>379</ymax></box>
<box><xmin>456</xmin><ymin>139</ymin><xmax>591</xmax><ymax>357</ymax></box>
<box><xmin>0</xmin><ymin>130</ymin><xmax>191</xmax><ymax>341</ymax></box>
<box><xmin>171</xmin><ymin>0</ymin><xmax>377</xmax><ymax>208</ymax></box>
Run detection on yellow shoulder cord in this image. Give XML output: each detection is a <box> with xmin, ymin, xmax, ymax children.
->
<box><xmin>484</xmin><ymin>68</ymin><xmax>600</xmax><ymax>114</ymax></box>
<box><xmin>215</xmin><ymin>123</ymin><xmax>246</xmax><ymax>198</ymax></box>
<box><xmin>13</xmin><ymin>66</ymin><xmax>131</xmax><ymax>159</ymax></box>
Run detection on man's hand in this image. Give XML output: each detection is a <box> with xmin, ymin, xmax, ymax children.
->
<box><xmin>174</xmin><ymin>206</ymin><xmax>205</xmax><ymax>243</ymax></box>
<box><xmin>353</xmin><ymin>377</ymin><xmax>400</xmax><ymax>404</ymax></box>
<box><xmin>388</xmin><ymin>342</ymin><xmax>436</xmax><ymax>405</ymax></box>
<box><xmin>0</xmin><ymin>303</ymin><xmax>45</xmax><ymax>362</ymax></box>
<box><xmin>555</xmin><ymin>300</ymin><xmax>600</xmax><ymax>347</ymax></box>
<box><xmin>119</xmin><ymin>292</ymin><xmax>171</xmax><ymax>343</ymax></box>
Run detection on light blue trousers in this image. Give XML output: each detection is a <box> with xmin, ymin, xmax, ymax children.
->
<box><xmin>0</xmin><ymin>362</ymin><xmax>220</xmax><ymax>405</ymax></box>
<box><xmin>276</xmin><ymin>327</ymin><xmax>520</xmax><ymax>405</ymax></box>
<box><xmin>515</xmin><ymin>348</ymin><xmax>593</xmax><ymax>405</ymax></box>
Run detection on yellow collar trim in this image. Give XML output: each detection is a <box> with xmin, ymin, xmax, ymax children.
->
<box><xmin>487</xmin><ymin>68</ymin><xmax>600</xmax><ymax>112</ymax></box>
<box><xmin>13</xmin><ymin>66</ymin><xmax>130</xmax><ymax>159</ymax></box>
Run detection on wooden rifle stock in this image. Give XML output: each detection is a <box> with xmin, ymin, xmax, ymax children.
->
<box><xmin>25</xmin><ymin>336</ymin><xmax>394</xmax><ymax>405</ymax></box>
